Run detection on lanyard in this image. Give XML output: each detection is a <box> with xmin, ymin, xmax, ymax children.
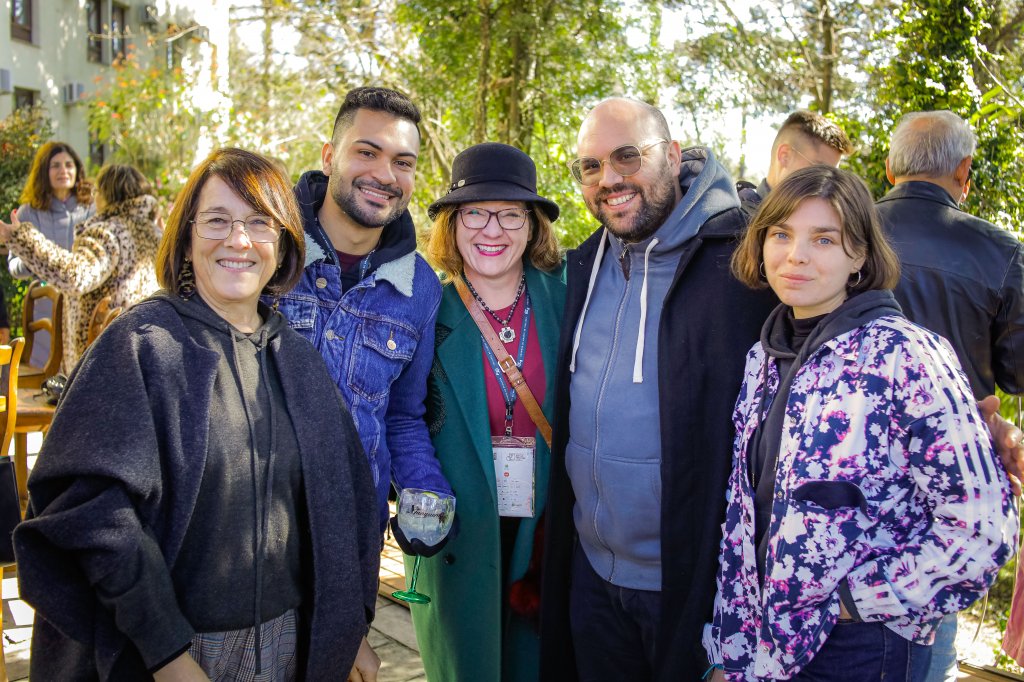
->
<box><xmin>482</xmin><ymin>293</ymin><xmax>532</xmax><ymax>436</ymax></box>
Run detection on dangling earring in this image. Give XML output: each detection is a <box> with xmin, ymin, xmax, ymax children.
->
<box><xmin>178</xmin><ymin>258</ymin><xmax>196</xmax><ymax>300</ymax></box>
<box><xmin>849</xmin><ymin>270</ymin><xmax>863</xmax><ymax>287</ymax></box>
<box><xmin>759</xmin><ymin>262</ymin><xmax>767</xmax><ymax>280</ymax></box>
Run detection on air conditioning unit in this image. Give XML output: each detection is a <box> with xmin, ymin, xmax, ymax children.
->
<box><xmin>139</xmin><ymin>4</ymin><xmax>159</xmax><ymax>28</ymax></box>
<box><xmin>62</xmin><ymin>82</ymin><xmax>86</xmax><ymax>106</ymax></box>
<box><xmin>0</xmin><ymin>69</ymin><xmax>11</xmax><ymax>94</ymax></box>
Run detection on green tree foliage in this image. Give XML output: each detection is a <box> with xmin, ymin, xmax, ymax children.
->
<box><xmin>0</xmin><ymin>106</ymin><xmax>54</xmax><ymax>333</ymax></box>
<box><xmin>395</xmin><ymin>0</ymin><xmax>667</xmax><ymax>246</ymax></box>
<box><xmin>847</xmin><ymin>0</ymin><xmax>1024</xmax><ymax>230</ymax></box>
<box><xmin>87</xmin><ymin>44</ymin><xmax>203</xmax><ymax>194</ymax></box>
<box><xmin>227</xmin><ymin>1</ymin><xmax>335</xmax><ymax>179</ymax></box>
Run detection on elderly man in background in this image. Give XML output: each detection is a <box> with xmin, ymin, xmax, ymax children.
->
<box><xmin>878</xmin><ymin>109</ymin><xmax>1024</xmax><ymax>682</ymax></box>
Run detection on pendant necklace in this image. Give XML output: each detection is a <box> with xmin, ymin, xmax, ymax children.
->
<box><xmin>465</xmin><ymin>273</ymin><xmax>527</xmax><ymax>343</ymax></box>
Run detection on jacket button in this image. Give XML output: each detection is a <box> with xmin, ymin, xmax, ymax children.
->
<box><xmin>325</xmin><ymin>330</ymin><xmax>336</xmax><ymax>341</ymax></box>
<box><xmin>443</xmin><ymin>553</ymin><xmax>455</xmax><ymax>565</ymax></box>
<box><xmin>315</xmin><ymin>277</ymin><xmax>328</xmax><ymax>289</ymax></box>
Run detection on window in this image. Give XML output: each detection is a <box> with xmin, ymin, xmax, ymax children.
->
<box><xmin>87</xmin><ymin>0</ymin><xmax>102</xmax><ymax>62</ymax></box>
<box><xmin>111</xmin><ymin>4</ymin><xmax>127</xmax><ymax>60</ymax></box>
<box><xmin>86</xmin><ymin>1</ymin><xmax>129</xmax><ymax>64</ymax></box>
<box><xmin>13</xmin><ymin>88</ymin><xmax>37</xmax><ymax>110</ymax></box>
<box><xmin>11</xmin><ymin>0</ymin><xmax>32</xmax><ymax>42</ymax></box>
<box><xmin>89</xmin><ymin>132</ymin><xmax>106</xmax><ymax>168</ymax></box>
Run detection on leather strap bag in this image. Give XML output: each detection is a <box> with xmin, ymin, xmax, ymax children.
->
<box><xmin>453</xmin><ymin>276</ymin><xmax>553</xmax><ymax>449</ymax></box>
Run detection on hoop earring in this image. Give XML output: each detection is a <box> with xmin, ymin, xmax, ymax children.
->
<box><xmin>849</xmin><ymin>270</ymin><xmax>863</xmax><ymax>287</ymax></box>
<box><xmin>178</xmin><ymin>258</ymin><xmax>196</xmax><ymax>300</ymax></box>
<box><xmin>759</xmin><ymin>262</ymin><xmax>767</xmax><ymax>280</ymax></box>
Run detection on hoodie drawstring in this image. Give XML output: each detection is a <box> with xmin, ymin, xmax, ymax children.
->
<box><xmin>570</xmin><ymin>229</ymin><xmax>608</xmax><ymax>373</ymax></box>
<box><xmin>632</xmin><ymin>238</ymin><xmax>659</xmax><ymax>383</ymax></box>
<box><xmin>228</xmin><ymin>331</ymin><xmax>277</xmax><ymax>675</ymax></box>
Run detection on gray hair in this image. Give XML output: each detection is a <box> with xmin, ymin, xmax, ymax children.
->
<box><xmin>888</xmin><ymin>110</ymin><xmax>977</xmax><ymax>177</ymax></box>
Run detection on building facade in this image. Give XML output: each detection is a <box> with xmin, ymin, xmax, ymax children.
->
<box><xmin>2</xmin><ymin>0</ymin><xmax>229</xmax><ymax>168</ymax></box>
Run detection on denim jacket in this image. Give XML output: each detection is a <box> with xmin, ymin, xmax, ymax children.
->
<box><xmin>703</xmin><ymin>313</ymin><xmax>1016</xmax><ymax>680</ymax></box>
<box><xmin>275</xmin><ymin>172</ymin><xmax>452</xmax><ymax>531</ymax></box>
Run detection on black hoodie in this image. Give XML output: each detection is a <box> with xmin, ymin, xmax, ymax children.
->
<box><xmin>750</xmin><ymin>290</ymin><xmax>904</xmax><ymax>581</ymax></box>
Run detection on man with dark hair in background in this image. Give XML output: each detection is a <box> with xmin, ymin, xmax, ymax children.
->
<box><xmin>738</xmin><ymin>110</ymin><xmax>854</xmax><ymax>215</ymax></box>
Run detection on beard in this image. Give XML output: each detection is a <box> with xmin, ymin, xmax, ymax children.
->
<box><xmin>586</xmin><ymin>165</ymin><xmax>678</xmax><ymax>244</ymax></box>
<box><xmin>329</xmin><ymin>176</ymin><xmax>407</xmax><ymax>229</ymax></box>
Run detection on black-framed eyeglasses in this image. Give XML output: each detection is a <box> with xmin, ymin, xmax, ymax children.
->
<box><xmin>569</xmin><ymin>139</ymin><xmax>668</xmax><ymax>186</ymax></box>
<box><xmin>192</xmin><ymin>211</ymin><xmax>281</xmax><ymax>243</ymax></box>
<box><xmin>457</xmin><ymin>207</ymin><xmax>531</xmax><ymax>231</ymax></box>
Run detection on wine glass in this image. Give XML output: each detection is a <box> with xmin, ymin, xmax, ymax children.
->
<box><xmin>392</xmin><ymin>488</ymin><xmax>456</xmax><ymax>605</ymax></box>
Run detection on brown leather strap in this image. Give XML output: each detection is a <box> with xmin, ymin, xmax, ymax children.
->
<box><xmin>453</xmin><ymin>276</ymin><xmax>553</xmax><ymax>449</ymax></box>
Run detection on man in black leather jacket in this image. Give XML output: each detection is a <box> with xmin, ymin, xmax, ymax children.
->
<box><xmin>877</xmin><ymin>109</ymin><xmax>1024</xmax><ymax>682</ymax></box>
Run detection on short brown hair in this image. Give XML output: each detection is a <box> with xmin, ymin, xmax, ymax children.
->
<box><xmin>156</xmin><ymin>148</ymin><xmax>305</xmax><ymax>298</ymax></box>
<box><xmin>777</xmin><ymin>110</ymin><xmax>854</xmax><ymax>156</ymax></box>
<box><xmin>19</xmin><ymin>141</ymin><xmax>92</xmax><ymax>209</ymax></box>
<box><xmin>732</xmin><ymin>166</ymin><xmax>900</xmax><ymax>292</ymax></box>
<box><xmin>426</xmin><ymin>203</ymin><xmax>562</xmax><ymax>281</ymax></box>
<box><xmin>95</xmin><ymin>164</ymin><xmax>152</xmax><ymax>206</ymax></box>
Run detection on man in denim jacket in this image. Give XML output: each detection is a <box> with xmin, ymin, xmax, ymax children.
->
<box><xmin>276</xmin><ymin>87</ymin><xmax>452</xmax><ymax>531</ymax></box>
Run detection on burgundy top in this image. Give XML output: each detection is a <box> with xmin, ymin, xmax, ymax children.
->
<box><xmin>334</xmin><ymin>250</ymin><xmax>362</xmax><ymax>272</ymax></box>
<box><xmin>481</xmin><ymin>295</ymin><xmax>546</xmax><ymax>438</ymax></box>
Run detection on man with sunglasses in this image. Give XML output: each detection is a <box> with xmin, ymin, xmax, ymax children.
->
<box><xmin>878</xmin><ymin>110</ymin><xmax>1024</xmax><ymax>682</ymax></box>
<box><xmin>539</xmin><ymin>98</ymin><xmax>778</xmax><ymax>681</ymax></box>
<box><xmin>737</xmin><ymin>110</ymin><xmax>854</xmax><ymax>215</ymax></box>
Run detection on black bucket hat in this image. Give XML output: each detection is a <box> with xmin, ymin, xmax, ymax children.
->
<box><xmin>427</xmin><ymin>142</ymin><xmax>560</xmax><ymax>222</ymax></box>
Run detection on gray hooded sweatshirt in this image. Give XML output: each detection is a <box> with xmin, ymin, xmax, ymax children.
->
<box><xmin>566</xmin><ymin>147</ymin><xmax>741</xmax><ymax>590</ymax></box>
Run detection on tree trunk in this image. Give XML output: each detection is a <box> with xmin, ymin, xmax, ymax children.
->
<box><xmin>818</xmin><ymin>0</ymin><xmax>835</xmax><ymax>115</ymax></box>
<box><xmin>474</xmin><ymin>0</ymin><xmax>492</xmax><ymax>143</ymax></box>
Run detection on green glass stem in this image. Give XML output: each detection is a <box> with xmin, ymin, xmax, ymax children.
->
<box><xmin>408</xmin><ymin>554</ymin><xmax>422</xmax><ymax>592</ymax></box>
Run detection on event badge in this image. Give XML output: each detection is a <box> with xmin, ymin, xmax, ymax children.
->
<box><xmin>492</xmin><ymin>435</ymin><xmax>536</xmax><ymax>518</ymax></box>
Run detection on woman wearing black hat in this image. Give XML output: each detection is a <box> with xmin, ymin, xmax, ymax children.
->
<box><xmin>409</xmin><ymin>142</ymin><xmax>564</xmax><ymax>681</ymax></box>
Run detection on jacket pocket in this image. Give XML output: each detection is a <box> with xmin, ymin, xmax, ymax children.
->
<box><xmin>349</xmin><ymin>320</ymin><xmax>417</xmax><ymax>401</ymax></box>
<box><xmin>276</xmin><ymin>293</ymin><xmax>317</xmax><ymax>331</ymax></box>
<box><xmin>792</xmin><ymin>480</ymin><xmax>869</xmax><ymax>514</ymax></box>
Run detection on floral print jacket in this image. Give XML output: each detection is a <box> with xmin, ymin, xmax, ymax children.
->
<box><xmin>703</xmin><ymin>314</ymin><xmax>1016</xmax><ymax>680</ymax></box>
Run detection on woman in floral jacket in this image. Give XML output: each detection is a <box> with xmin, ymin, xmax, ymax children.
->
<box><xmin>0</xmin><ymin>164</ymin><xmax>161</xmax><ymax>372</ymax></box>
<box><xmin>703</xmin><ymin>166</ymin><xmax>1017</xmax><ymax>681</ymax></box>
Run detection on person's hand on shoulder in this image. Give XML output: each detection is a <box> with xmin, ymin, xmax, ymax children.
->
<box><xmin>979</xmin><ymin>395</ymin><xmax>1024</xmax><ymax>496</ymax></box>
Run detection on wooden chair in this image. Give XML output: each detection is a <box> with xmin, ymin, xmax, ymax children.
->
<box><xmin>0</xmin><ymin>338</ymin><xmax>25</xmax><ymax>682</ymax></box>
<box><xmin>0</xmin><ymin>339</ymin><xmax>25</xmax><ymax>462</ymax></box>
<box><xmin>85</xmin><ymin>296</ymin><xmax>123</xmax><ymax>348</ymax></box>
<box><xmin>19</xmin><ymin>281</ymin><xmax>63</xmax><ymax>390</ymax></box>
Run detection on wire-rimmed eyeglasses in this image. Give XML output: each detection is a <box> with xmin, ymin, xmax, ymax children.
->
<box><xmin>569</xmin><ymin>139</ymin><xmax>668</xmax><ymax>186</ymax></box>
<box><xmin>192</xmin><ymin>211</ymin><xmax>281</xmax><ymax>243</ymax></box>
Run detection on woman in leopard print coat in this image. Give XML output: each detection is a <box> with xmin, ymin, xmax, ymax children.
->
<box><xmin>0</xmin><ymin>164</ymin><xmax>161</xmax><ymax>372</ymax></box>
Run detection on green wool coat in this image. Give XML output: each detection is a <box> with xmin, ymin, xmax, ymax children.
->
<box><xmin>407</xmin><ymin>262</ymin><xmax>565</xmax><ymax>682</ymax></box>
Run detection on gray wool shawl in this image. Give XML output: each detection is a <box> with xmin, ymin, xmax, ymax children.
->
<box><xmin>14</xmin><ymin>292</ymin><xmax>379</xmax><ymax>681</ymax></box>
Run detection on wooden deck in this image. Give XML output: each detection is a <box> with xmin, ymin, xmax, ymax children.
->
<box><xmin>379</xmin><ymin>532</ymin><xmax>412</xmax><ymax>607</ymax></box>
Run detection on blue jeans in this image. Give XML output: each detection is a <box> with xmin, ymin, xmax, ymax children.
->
<box><xmin>793</xmin><ymin>620</ymin><xmax>932</xmax><ymax>681</ymax></box>
<box><xmin>569</xmin><ymin>544</ymin><xmax>661</xmax><ymax>681</ymax></box>
<box><xmin>923</xmin><ymin>613</ymin><xmax>958</xmax><ymax>682</ymax></box>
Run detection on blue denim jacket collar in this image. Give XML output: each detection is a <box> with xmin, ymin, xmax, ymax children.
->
<box><xmin>303</xmin><ymin>231</ymin><xmax>417</xmax><ymax>297</ymax></box>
